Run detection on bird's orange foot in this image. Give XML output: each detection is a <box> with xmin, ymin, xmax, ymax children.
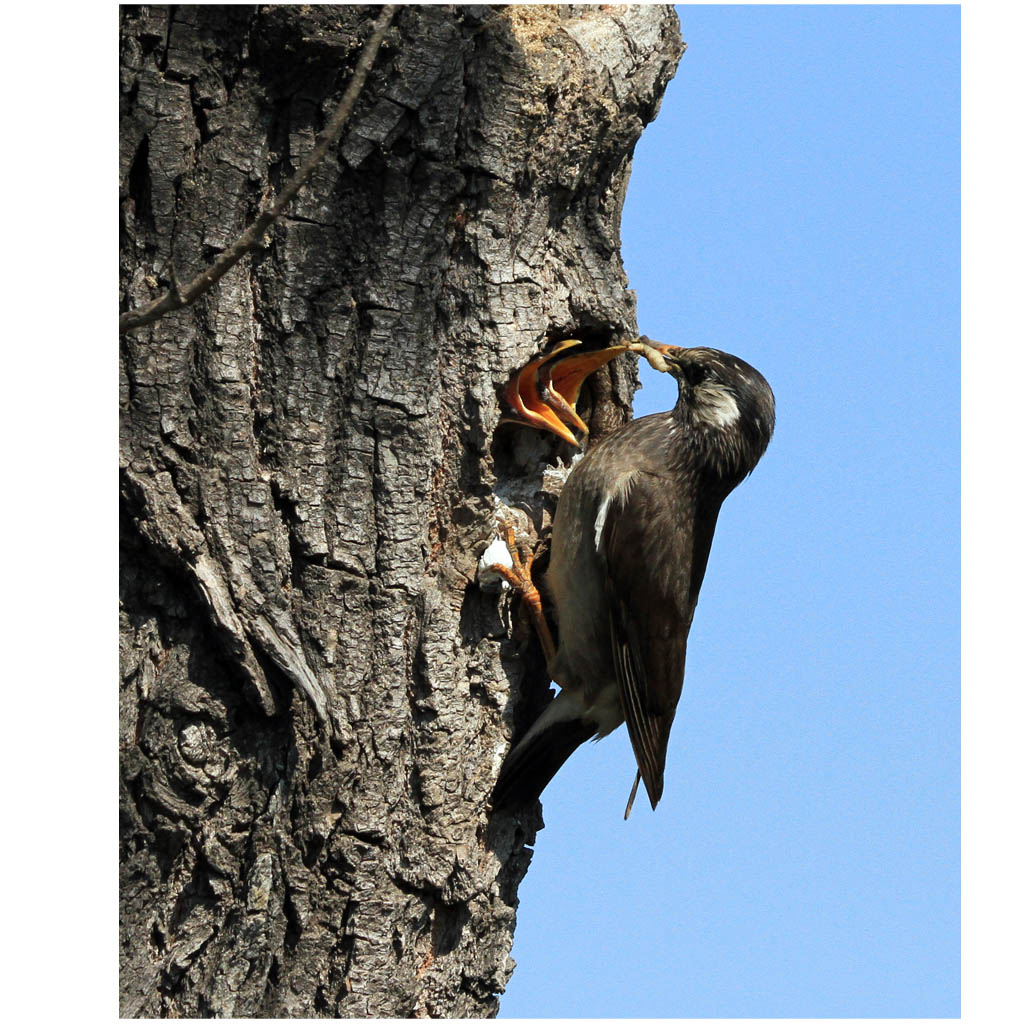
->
<box><xmin>492</xmin><ymin>520</ymin><xmax>557</xmax><ymax>667</ymax></box>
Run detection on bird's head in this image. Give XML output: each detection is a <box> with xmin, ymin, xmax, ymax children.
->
<box><xmin>636</xmin><ymin>340</ymin><xmax>775</xmax><ymax>482</ymax></box>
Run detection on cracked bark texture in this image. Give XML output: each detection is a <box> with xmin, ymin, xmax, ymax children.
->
<box><xmin>119</xmin><ymin>5</ymin><xmax>682</xmax><ymax>1017</ymax></box>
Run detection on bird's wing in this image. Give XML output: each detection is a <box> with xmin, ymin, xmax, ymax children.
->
<box><xmin>598</xmin><ymin>471</ymin><xmax>712</xmax><ymax>809</ymax></box>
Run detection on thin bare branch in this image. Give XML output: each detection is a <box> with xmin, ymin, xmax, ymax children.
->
<box><xmin>119</xmin><ymin>4</ymin><xmax>397</xmax><ymax>335</ymax></box>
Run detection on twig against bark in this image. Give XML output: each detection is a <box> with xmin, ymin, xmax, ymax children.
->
<box><xmin>119</xmin><ymin>4</ymin><xmax>397</xmax><ymax>335</ymax></box>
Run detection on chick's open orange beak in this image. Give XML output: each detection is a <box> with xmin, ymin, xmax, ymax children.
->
<box><xmin>500</xmin><ymin>341</ymin><xmax>583</xmax><ymax>445</ymax></box>
<box><xmin>499</xmin><ymin>340</ymin><xmax>632</xmax><ymax>445</ymax></box>
<box><xmin>541</xmin><ymin>343</ymin><xmax>630</xmax><ymax>436</ymax></box>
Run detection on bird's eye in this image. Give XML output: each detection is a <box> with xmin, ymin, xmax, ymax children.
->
<box><xmin>683</xmin><ymin>363</ymin><xmax>708</xmax><ymax>387</ymax></box>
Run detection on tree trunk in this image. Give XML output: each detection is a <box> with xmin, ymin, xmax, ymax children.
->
<box><xmin>119</xmin><ymin>5</ymin><xmax>682</xmax><ymax>1017</ymax></box>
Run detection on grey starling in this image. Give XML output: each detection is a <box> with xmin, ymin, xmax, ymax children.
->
<box><xmin>492</xmin><ymin>341</ymin><xmax>775</xmax><ymax>816</ymax></box>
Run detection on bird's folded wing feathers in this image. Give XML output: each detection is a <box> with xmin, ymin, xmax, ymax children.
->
<box><xmin>598</xmin><ymin>471</ymin><xmax>697</xmax><ymax>809</ymax></box>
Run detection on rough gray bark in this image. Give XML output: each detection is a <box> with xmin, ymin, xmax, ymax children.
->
<box><xmin>119</xmin><ymin>5</ymin><xmax>682</xmax><ymax>1017</ymax></box>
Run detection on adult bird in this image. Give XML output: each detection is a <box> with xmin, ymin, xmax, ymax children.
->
<box><xmin>491</xmin><ymin>341</ymin><xmax>775</xmax><ymax>817</ymax></box>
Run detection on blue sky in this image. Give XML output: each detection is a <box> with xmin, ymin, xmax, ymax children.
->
<box><xmin>499</xmin><ymin>5</ymin><xmax>960</xmax><ymax>1018</ymax></box>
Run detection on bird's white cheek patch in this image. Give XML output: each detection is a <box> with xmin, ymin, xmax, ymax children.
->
<box><xmin>695</xmin><ymin>386</ymin><xmax>741</xmax><ymax>429</ymax></box>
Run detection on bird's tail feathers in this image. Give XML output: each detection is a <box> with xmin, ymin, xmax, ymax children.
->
<box><xmin>491</xmin><ymin>690</ymin><xmax>598</xmax><ymax>810</ymax></box>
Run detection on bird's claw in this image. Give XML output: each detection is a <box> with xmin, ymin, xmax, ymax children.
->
<box><xmin>491</xmin><ymin>520</ymin><xmax>537</xmax><ymax>593</ymax></box>
<box><xmin>492</xmin><ymin>519</ymin><xmax>557</xmax><ymax>667</ymax></box>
